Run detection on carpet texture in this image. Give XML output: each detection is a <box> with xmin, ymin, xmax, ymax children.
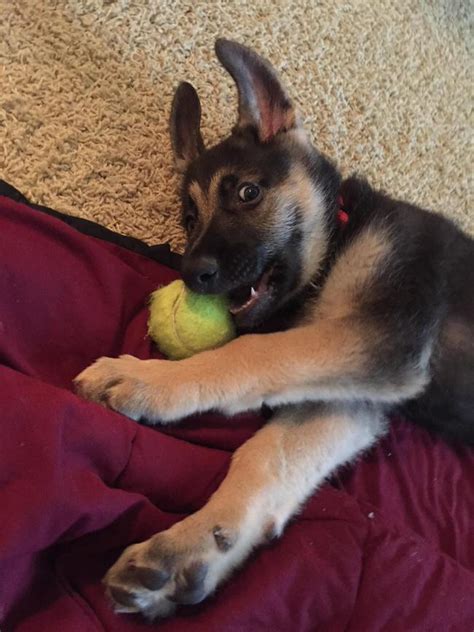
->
<box><xmin>0</xmin><ymin>1</ymin><xmax>472</xmax><ymax>251</ymax></box>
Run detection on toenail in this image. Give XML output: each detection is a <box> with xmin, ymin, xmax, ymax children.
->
<box><xmin>109</xmin><ymin>585</ymin><xmax>137</xmax><ymax>607</ymax></box>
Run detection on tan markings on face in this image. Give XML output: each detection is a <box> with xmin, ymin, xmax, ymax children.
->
<box><xmin>188</xmin><ymin>180</ymin><xmax>212</xmax><ymax>224</ymax></box>
<box><xmin>266</xmin><ymin>163</ymin><xmax>328</xmax><ymax>288</ymax></box>
<box><xmin>189</xmin><ymin>169</ymin><xmax>267</xmax><ymax>255</ymax></box>
<box><xmin>315</xmin><ymin>226</ymin><xmax>393</xmax><ymax>320</ymax></box>
<box><xmin>207</xmin><ymin>169</ymin><xmax>226</xmax><ymax>215</ymax></box>
<box><xmin>188</xmin><ymin>167</ymin><xmax>236</xmax><ymax>226</ymax></box>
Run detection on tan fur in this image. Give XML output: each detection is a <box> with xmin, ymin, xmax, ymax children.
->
<box><xmin>75</xmin><ymin>292</ymin><xmax>427</xmax><ymax>427</ymax></box>
<box><xmin>103</xmin><ymin>404</ymin><xmax>383</xmax><ymax>618</ymax></box>
<box><xmin>276</xmin><ymin>163</ymin><xmax>329</xmax><ymax>289</ymax></box>
<box><xmin>207</xmin><ymin>170</ymin><xmax>226</xmax><ymax>218</ymax></box>
<box><xmin>188</xmin><ymin>180</ymin><xmax>212</xmax><ymax>223</ymax></box>
<box><xmin>74</xmin><ymin>206</ymin><xmax>431</xmax><ymax>618</ymax></box>
<box><xmin>315</xmin><ymin>225</ymin><xmax>393</xmax><ymax>320</ymax></box>
<box><xmin>74</xmin><ymin>219</ymin><xmax>430</xmax><ymax>618</ymax></box>
<box><xmin>188</xmin><ymin>153</ymin><xmax>327</xmax><ymax>280</ymax></box>
<box><xmin>74</xmin><ymin>222</ymin><xmax>424</xmax><ymax>424</ymax></box>
<box><xmin>72</xmin><ymin>40</ymin><xmax>441</xmax><ymax>619</ymax></box>
<box><xmin>189</xmin><ymin>167</ymin><xmax>247</xmax><ymax>237</ymax></box>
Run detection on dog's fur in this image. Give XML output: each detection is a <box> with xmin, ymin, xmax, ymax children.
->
<box><xmin>75</xmin><ymin>39</ymin><xmax>474</xmax><ymax>619</ymax></box>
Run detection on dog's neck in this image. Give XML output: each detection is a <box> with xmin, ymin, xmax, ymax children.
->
<box><xmin>305</xmin><ymin>192</ymin><xmax>351</xmax><ymax>296</ymax></box>
<box><xmin>246</xmin><ymin>194</ymin><xmax>350</xmax><ymax>335</ymax></box>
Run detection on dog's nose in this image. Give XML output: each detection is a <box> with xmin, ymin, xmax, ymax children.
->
<box><xmin>182</xmin><ymin>255</ymin><xmax>220</xmax><ymax>293</ymax></box>
<box><xmin>195</xmin><ymin>256</ymin><xmax>218</xmax><ymax>285</ymax></box>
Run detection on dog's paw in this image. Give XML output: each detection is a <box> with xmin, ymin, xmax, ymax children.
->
<box><xmin>104</xmin><ymin>518</ymin><xmax>246</xmax><ymax>620</ymax></box>
<box><xmin>74</xmin><ymin>355</ymin><xmax>199</xmax><ymax>423</ymax></box>
<box><xmin>74</xmin><ymin>355</ymin><xmax>148</xmax><ymax>421</ymax></box>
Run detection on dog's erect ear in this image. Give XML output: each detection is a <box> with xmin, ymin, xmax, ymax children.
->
<box><xmin>170</xmin><ymin>82</ymin><xmax>205</xmax><ymax>172</ymax></box>
<box><xmin>215</xmin><ymin>39</ymin><xmax>298</xmax><ymax>143</ymax></box>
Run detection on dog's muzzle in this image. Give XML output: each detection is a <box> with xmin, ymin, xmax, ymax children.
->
<box><xmin>181</xmin><ymin>255</ymin><xmax>221</xmax><ymax>294</ymax></box>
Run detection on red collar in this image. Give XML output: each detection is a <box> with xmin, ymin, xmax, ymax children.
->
<box><xmin>337</xmin><ymin>195</ymin><xmax>349</xmax><ymax>227</ymax></box>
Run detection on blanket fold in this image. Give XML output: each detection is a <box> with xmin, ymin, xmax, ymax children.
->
<box><xmin>1</xmin><ymin>194</ymin><xmax>472</xmax><ymax>631</ymax></box>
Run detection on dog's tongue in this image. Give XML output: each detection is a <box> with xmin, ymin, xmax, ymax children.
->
<box><xmin>229</xmin><ymin>268</ymin><xmax>272</xmax><ymax>315</ymax></box>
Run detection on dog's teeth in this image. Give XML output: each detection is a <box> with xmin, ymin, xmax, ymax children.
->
<box><xmin>250</xmin><ymin>287</ymin><xmax>257</xmax><ymax>297</ymax></box>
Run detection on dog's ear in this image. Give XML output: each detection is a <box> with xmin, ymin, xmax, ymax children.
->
<box><xmin>170</xmin><ymin>82</ymin><xmax>205</xmax><ymax>172</ymax></box>
<box><xmin>215</xmin><ymin>39</ymin><xmax>298</xmax><ymax>143</ymax></box>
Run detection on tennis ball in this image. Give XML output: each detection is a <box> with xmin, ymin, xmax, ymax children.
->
<box><xmin>148</xmin><ymin>280</ymin><xmax>236</xmax><ymax>360</ymax></box>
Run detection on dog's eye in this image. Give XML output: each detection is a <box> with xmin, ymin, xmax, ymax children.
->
<box><xmin>238</xmin><ymin>183</ymin><xmax>261</xmax><ymax>203</ymax></box>
<box><xmin>185</xmin><ymin>215</ymin><xmax>197</xmax><ymax>233</ymax></box>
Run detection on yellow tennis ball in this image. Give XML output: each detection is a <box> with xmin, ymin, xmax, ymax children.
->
<box><xmin>148</xmin><ymin>280</ymin><xmax>236</xmax><ymax>360</ymax></box>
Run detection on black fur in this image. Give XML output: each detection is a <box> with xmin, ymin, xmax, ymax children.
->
<box><xmin>313</xmin><ymin>177</ymin><xmax>474</xmax><ymax>444</ymax></box>
<box><xmin>171</xmin><ymin>41</ymin><xmax>474</xmax><ymax>445</ymax></box>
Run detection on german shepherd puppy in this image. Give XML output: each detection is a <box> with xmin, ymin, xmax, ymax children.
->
<box><xmin>75</xmin><ymin>39</ymin><xmax>474</xmax><ymax>619</ymax></box>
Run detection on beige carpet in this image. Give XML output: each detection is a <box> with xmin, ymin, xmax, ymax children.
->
<box><xmin>0</xmin><ymin>1</ymin><xmax>472</xmax><ymax>251</ymax></box>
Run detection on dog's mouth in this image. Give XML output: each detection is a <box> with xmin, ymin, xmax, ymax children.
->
<box><xmin>228</xmin><ymin>265</ymin><xmax>276</xmax><ymax>324</ymax></box>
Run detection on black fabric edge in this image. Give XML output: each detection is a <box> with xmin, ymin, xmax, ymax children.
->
<box><xmin>0</xmin><ymin>180</ymin><xmax>182</xmax><ymax>271</ymax></box>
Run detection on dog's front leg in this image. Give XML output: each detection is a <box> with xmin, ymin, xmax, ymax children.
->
<box><xmin>75</xmin><ymin>316</ymin><xmax>427</xmax><ymax>423</ymax></box>
<box><xmin>75</xmin><ymin>325</ymin><xmax>333</xmax><ymax>422</ymax></box>
<box><xmin>103</xmin><ymin>402</ymin><xmax>383</xmax><ymax>619</ymax></box>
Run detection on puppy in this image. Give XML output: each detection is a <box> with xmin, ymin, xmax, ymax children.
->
<box><xmin>75</xmin><ymin>39</ymin><xmax>474</xmax><ymax>619</ymax></box>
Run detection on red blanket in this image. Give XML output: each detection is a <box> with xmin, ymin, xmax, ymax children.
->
<box><xmin>1</xmin><ymin>194</ymin><xmax>473</xmax><ymax>631</ymax></box>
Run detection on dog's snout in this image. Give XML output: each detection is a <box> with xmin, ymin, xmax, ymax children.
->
<box><xmin>195</xmin><ymin>256</ymin><xmax>218</xmax><ymax>285</ymax></box>
<box><xmin>182</xmin><ymin>255</ymin><xmax>220</xmax><ymax>293</ymax></box>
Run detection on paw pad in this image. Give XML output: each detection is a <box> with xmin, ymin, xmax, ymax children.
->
<box><xmin>133</xmin><ymin>565</ymin><xmax>170</xmax><ymax>590</ymax></box>
<box><xmin>170</xmin><ymin>561</ymin><xmax>208</xmax><ymax>605</ymax></box>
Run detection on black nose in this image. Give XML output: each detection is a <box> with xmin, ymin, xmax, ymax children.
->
<box><xmin>182</xmin><ymin>255</ymin><xmax>220</xmax><ymax>293</ymax></box>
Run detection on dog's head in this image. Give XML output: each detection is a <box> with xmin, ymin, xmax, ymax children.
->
<box><xmin>170</xmin><ymin>39</ymin><xmax>340</xmax><ymax>329</ymax></box>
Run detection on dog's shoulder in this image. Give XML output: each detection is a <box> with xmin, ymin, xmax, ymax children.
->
<box><xmin>335</xmin><ymin>175</ymin><xmax>472</xmax><ymax>287</ymax></box>
<box><xmin>306</xmin><ymin>175</ymin><xmax>473</xmax><ymax>326</ymax></box>
<box><xmin>261</xmin><ymin>175</ymin><xmax>473</xmax><ymax>335</ymax></box>
<box><xmin>339</xmin><ymin>175</ymin><xmax>463</xmax><ymax>247</ymax></box>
